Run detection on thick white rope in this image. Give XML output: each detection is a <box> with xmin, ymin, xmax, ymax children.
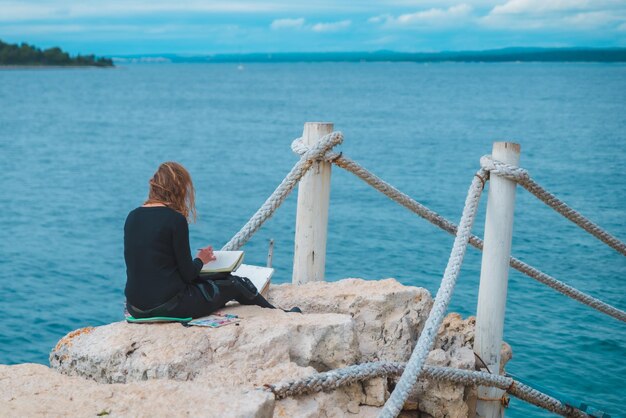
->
<box><xmin>265</xmin><ymin>363</ymin><xmax>589</xmax><ymax>418</ymax></box>
<box><xmin>508</xmin><ymin>257</ymin><xmax>626</xmax><ymax>322</ymax></box>
<box><xmin>378</xmin><ymin>171</ymin><xmax>486</xmax><ymax>417</ymax></box>
<box><xmin>330</xmin><ymin>154</ymin><xmax>626</xmax><ymax>323</ymax></box>
<box><xmin>480</xmin><ymin>155</ymin><xmax>626</xmax><ymax>257</ymax></box>
<box><xmin>220</xmin><ymin>132</ymin><xmax>343</xmax><ymax>251</ymax></box>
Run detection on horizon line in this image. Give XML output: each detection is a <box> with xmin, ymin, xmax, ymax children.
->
<box><xmin>110</xmin><ymin>46</ymin><xmax>626</xmax><ymax>57</ymax></box>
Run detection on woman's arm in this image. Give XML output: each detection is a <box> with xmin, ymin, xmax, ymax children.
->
<box><xmin>172</xmin><ymin>215</ymin><xmax>204</xmax><ymax>283</ymax></box>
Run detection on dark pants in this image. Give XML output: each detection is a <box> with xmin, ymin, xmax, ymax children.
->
<box><xmin>128</xmin><ymin>274</ymin><xmax>274</xmax><ymax>319</ymax></box>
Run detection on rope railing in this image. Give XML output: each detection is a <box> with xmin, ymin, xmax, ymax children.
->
<box><xmin>291</xmin><ymin>138</ymin><xmax>626</xmax><ymax>323</ymax></box>
<box><xmin>330</xmin><ymin>154</ymin><xmax>626</xmax><ymax>323</ymax></box>
<box><xmin>222</xmin><ymin>132</ymin><xmax>622</xmax><ymax>417</ymax></box>
<box><xmin>480</xmin><ymin>155</ymin><xmax>626</xmax><ymax>257</ymax></box>
<box><xmin>265</xmin><ymin>363</ymin><xmax>589</xmax><ymax>418</ymax></box>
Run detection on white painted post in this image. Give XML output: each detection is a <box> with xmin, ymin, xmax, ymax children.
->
<box><xmin>292</xmin><ymin>122</ymin><xmax>333</xmax><ymax>284</ymax></box>
<box><xmin>473</xmin><ymin>142</ymin><xmax>521</xmax><ymax>418</ymax></box>
<box><xmin>267</xmin><ymin>239</ymin><xmax>274</xmax><ymax>268</ymax></box>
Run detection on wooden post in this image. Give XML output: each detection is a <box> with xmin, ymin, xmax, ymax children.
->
<box><xmin>292</xmin><ymin>122</ymin><xmax>333</xmax><ymax>284</ymax></box>
<box><xmin>267</xmin><ymin>239</ymin><xmax>274</xmax><ymax>268</ymax></box>
<box><xmin>473</xmin><ymin>142</ymin><xmax>521</xmax><ymax>418</ymax></box>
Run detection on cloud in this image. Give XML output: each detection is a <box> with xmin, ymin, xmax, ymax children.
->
<box><xmin>482</xmin><ymin>0</ymin><xmax>626</xmax><ymax>30</ymax></box>
<box><xmin>563</xmin><ymin>11</ymin><xmax>619</xmax><ymax>28</ymax></box>
<box><xmin>2</xmin><ymin>0</ymin><xmax>625</xmax><ymax>53</ymax></box>
<box><xmin>491</xmin><ymin>0</ymin><xmax>590</xmax><ymax>15</ymax></box>
<box><xmin>0</xmin><ymin>1</ymin><xmax>300</xmax><ymax>21</ymax></box>
<box><xmin>369</xmin><ymin>4</ymin><xmax>473</xmax><ymax>28</ymax></box>
<box><xmin>311</xmin><ymin>19</ymin><xmax>351</xmax><ymax>32</ymax></box>
<box><xmin>367</xmin><ymin>15</ymin><xmax>388</xmax><ymax>24</ymax></box>
<box><xmin>0</xmin><ymin>3</ymin><xmax>65</xmax><ymax>21</ymax></box>
<box><xmin>0</xmin><ymin>22</ymin><xmax>242</xmax><ymax>40</ymax></box>
<box><xmin>270</xmin><ymin>17</ymin><xmax>350</xmax><ymax>32</ymax></box>
<box><xmin>270</xmin><ymin>18</ymin><xmax>305</xmax><ymax>30</ymax></box>
<box><xmin>1</xmin><ymin>24</ymin><xmax>91</xmax><ymax>35</ymax></box>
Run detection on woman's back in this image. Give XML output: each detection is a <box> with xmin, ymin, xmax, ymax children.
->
<box><xmin>124</xmin><ymin>206</ymin><xmax>202</xmax><ymax>310</ymax></box>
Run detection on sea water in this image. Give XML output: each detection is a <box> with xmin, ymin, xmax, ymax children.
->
<box><xmin>1</xmin><ymin>63</ymin><xmax>624</xmax><ymax>417</ymax></box>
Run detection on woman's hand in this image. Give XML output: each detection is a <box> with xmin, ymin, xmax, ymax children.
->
<box><xmin>196</xmin><ymin>245</ymin><xmax>217</xmax><ymax>264</ymax></box>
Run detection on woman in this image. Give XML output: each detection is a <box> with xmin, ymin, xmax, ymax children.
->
<box><xmin>124</xmin><ymin>161</ymin><xmax>299</xmax><ymax>319</ymax></box>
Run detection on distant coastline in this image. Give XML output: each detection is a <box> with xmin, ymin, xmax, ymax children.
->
<box><xmin>0</xmin><ymin>65</ymin><xmax>117</xmax><ymax>70</ymax></box>
<box><xmin>113</xmin><ymin>47</ymin><xmax>626</xmax><ymax>64</ymax></box>
<box><xmin>0</xmin><ymin>40</ymin><xmax>113</xmax><ymax>67</ymax></box>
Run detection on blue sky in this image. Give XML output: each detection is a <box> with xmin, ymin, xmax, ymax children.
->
<box><xmin>1</xmin><ymin>1</ymin><xmax>625</xmax><ymax>55</ymax></box>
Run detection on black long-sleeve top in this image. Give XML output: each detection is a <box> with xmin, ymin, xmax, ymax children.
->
<box><xmin>124</xmin><ymin>206</ymin><xmax>203</xmax><ymax>310</ymax></box>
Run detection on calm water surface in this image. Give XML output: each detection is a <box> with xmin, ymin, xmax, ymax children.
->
<box><xmin>1</xmin><ymin>63</ymin><xmax>625</xmax><ymax>417</ymax></box>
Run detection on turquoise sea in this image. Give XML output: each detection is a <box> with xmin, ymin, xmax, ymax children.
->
<box><xmin>1</xmin><ymin>63</ymin><xmax>625</xmax><ymax>417</ymax></box>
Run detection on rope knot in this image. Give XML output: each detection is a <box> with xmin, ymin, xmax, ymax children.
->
<box><xmin>480</xmin><ymin>155</ymin><xmax>529</xmax><ymax>184</ymax></box>
<box><xmin>291</xmin><ymin>131</ymin><xmax>343</xmax><ymax>162</ymax></box>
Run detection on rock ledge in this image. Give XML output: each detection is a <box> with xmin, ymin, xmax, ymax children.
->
<box><xmin>2</xmin><ymin>278</ymin><xmax>511</xmax><ymax>418</ymax></box>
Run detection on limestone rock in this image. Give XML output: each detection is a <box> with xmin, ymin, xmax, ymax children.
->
<box><xmin>267</xmin><ymin>278</ymin><xmax>433</xmax><ymax>362</ymax></box>
<box><xmin>49</xmin><ymin>303</ymin><xmax>365</xmax><ymax>417</ymax></box>
<box><xmin>51</xmin><ymin>305</ymin><xmax>358</xmax><ymax>385</ymax></box>
<box><xmin>0</xmin><ymin>363</ymin><xmax>274</xmax><ymax>418</ymax></box>
<box><xmin>40</xmin><ymin>278</ymin><xmax>512</xmax><ymax>418</ymax></box>
<box><xmin>362</xmin><ymin>377</ymin><xmax>389</xmax><ymax>407</ymax></box>
<box><xmin>500</xmin><ymin>341</ymin><xmax>513</xmax><ymax>374</ymax></box>
<box><xmin>404</xmin><ymin>313</ymin><xmax>513</xmax><ymax>418</ymax></box>
<box><xmin>274</xmin><ymin>383</ymin><xmax>364</xmax><ymax>418</ymax></box>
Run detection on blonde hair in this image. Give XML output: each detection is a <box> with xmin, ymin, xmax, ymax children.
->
<box><xmin>145</xmin><ymin>162</ymin><xmax>196</xmax><ymax>222</ymax></box>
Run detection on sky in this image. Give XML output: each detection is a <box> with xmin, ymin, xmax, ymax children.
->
<box><xmin>1</xmin><ymin>0</ymin><xmax>625</xmax><ymax>55</ymax></box>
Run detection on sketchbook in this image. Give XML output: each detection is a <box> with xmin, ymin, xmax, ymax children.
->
<box><xmin>233</xmin><ymin>264</ymin><xmax>273</xmax><ymax>296</ymax></box>
<box><xmin>200</xmin><ymin>251</ymin><xmax>244</xmax><ymax>274</ymax></box>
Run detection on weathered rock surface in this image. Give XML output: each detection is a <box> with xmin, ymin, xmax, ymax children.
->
<box><xmin>51</xmin><ymin>306</ymin><xmax>358</xmax><ymax>385</ymax></box>
<box><xmin>267</xmin><ymin>278</ymin><xmax>433</xmax><ymax>363</ymax></box>
<box><xmin>0</xmin><ymin>363</ymin><xmax>274</xmax><ymax>418</ymax></box>
<box><xmin>413</xmin><ymin>314</ymin><xmax>477</xmax><ymax>418</ymax></box>
<box><xmin>267</xmin><ymin>279</ymin><xmax>513</xmax><ymax>418</ymax></box>
<box><xmin>4</xmin><ymin>278</ymin><xmax>512</xmax><ymax>417</ymax></box>
<box><xmin>408</xmin><ymin>313</ymin><xmax>513</xmax><ymax>418</ymax></box>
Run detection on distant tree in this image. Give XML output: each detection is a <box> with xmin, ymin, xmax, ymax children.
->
<box><xmin>0</xmin><ymin>39</ymin><xmax>113</xmax><ymax>67</ymax></box>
